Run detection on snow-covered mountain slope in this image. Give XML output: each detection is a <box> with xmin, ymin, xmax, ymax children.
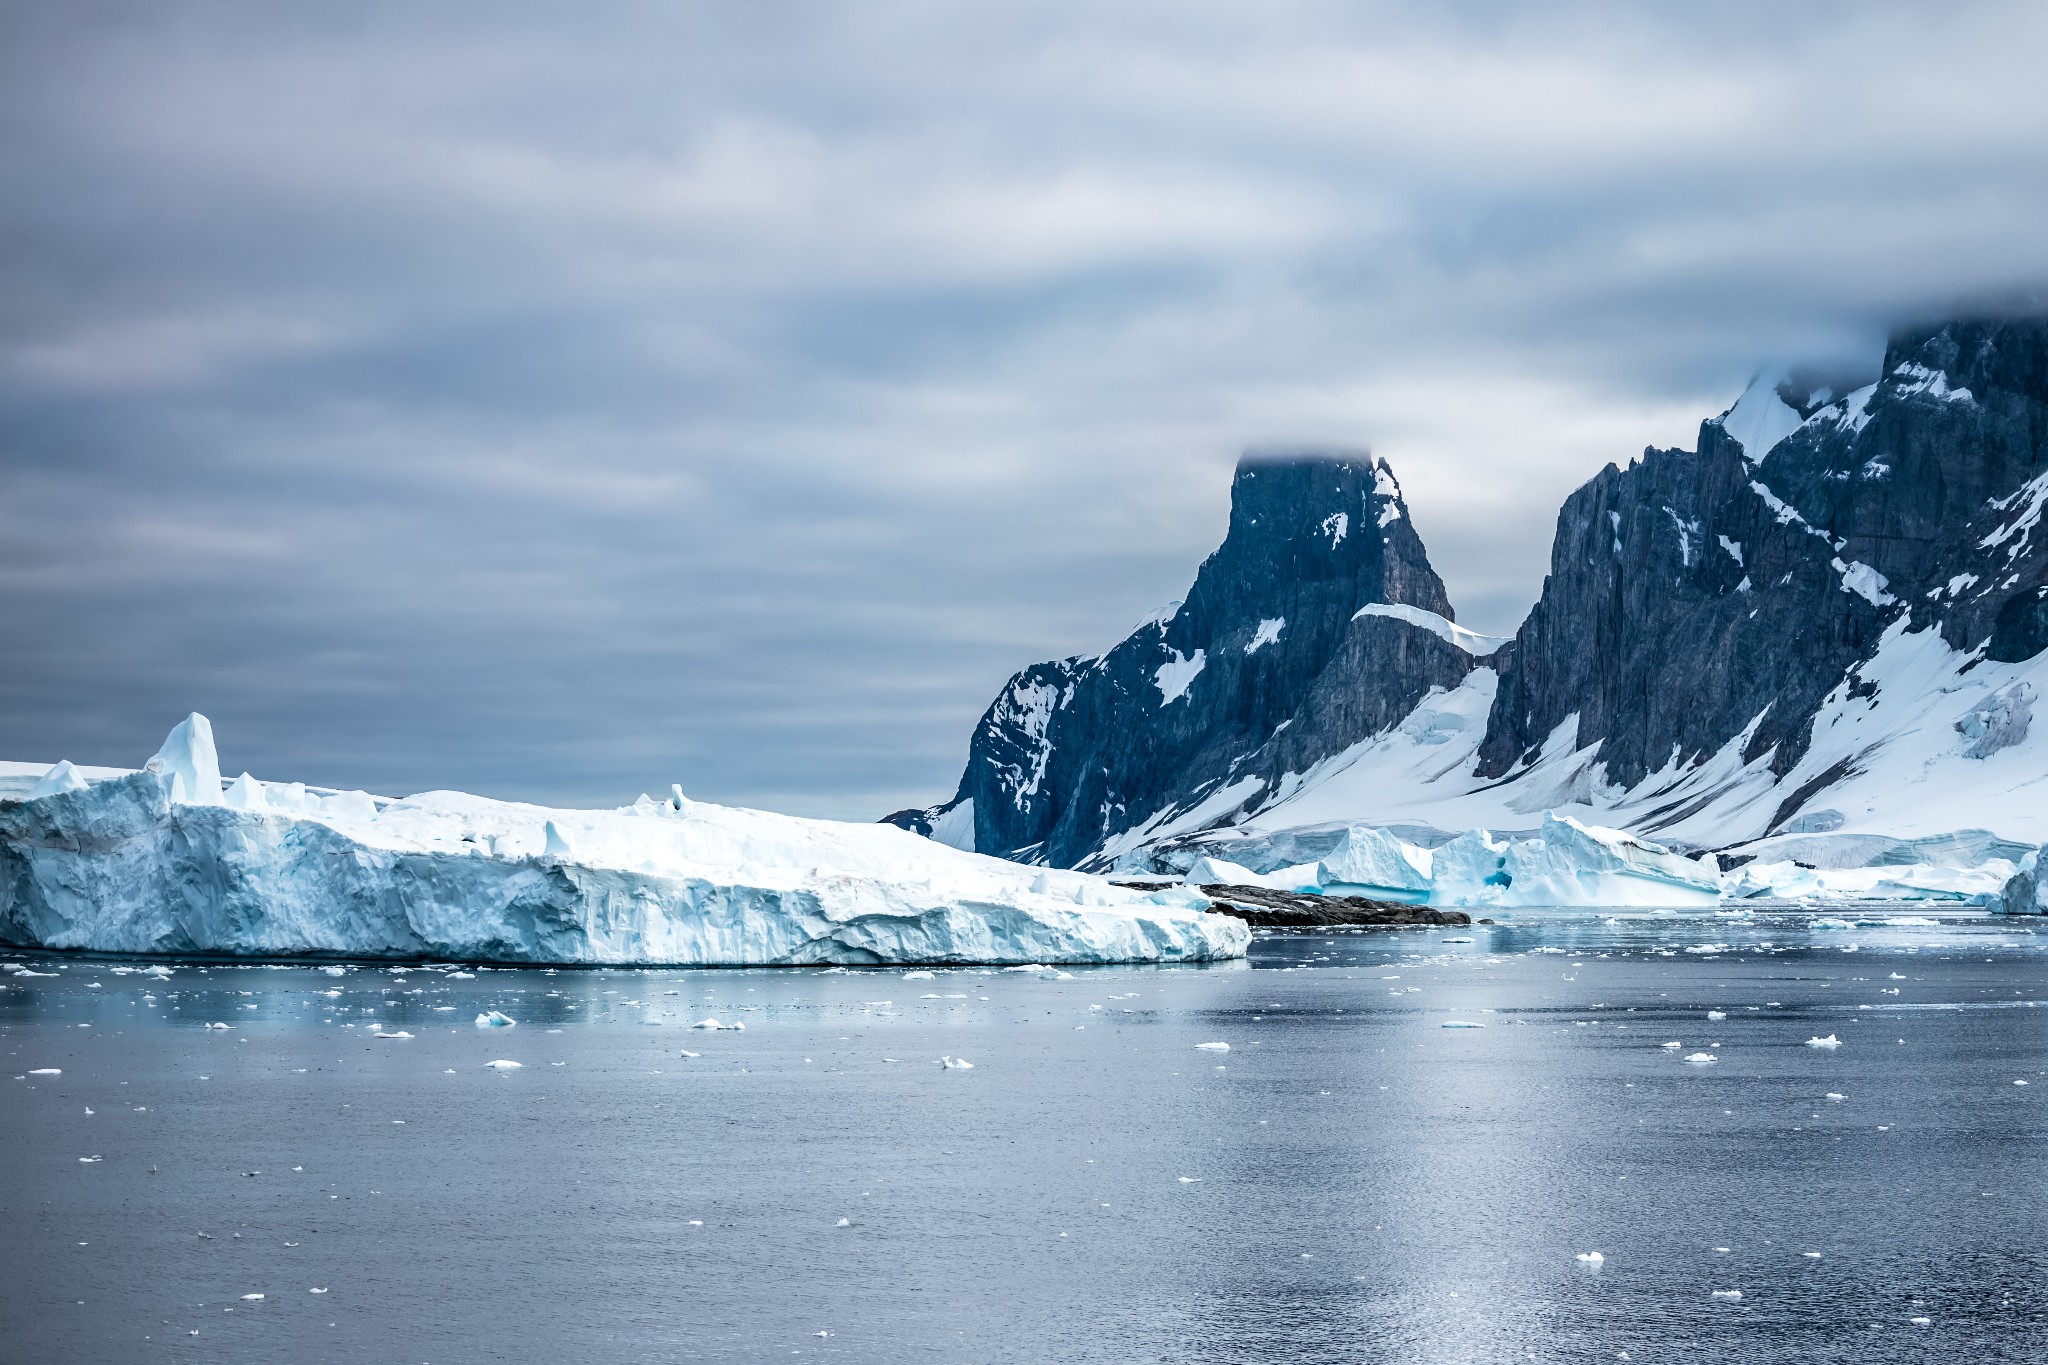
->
<box><xmin>1477</xmin><ymin>316</ymin><xmax>2048</xmax><ymax>793</ymax></box>
<box><xmin>0</xmin><ymin>717</ymin><xmax>1247</xmax><ymax>965</ymax></box>
<box><xmin>1178</xmin><ymin>614</ymin><xmax>2048</xmax><ymax>850</ymax></box>
<box><xmin>903</xmin><ymin>314</ymin><xmax>2048</xmax><ymax>892</ymax></box>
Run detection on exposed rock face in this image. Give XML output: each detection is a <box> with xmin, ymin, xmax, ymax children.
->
<box><xmin>902</xmin><ymin>313</ymin><xmax>2048</xmax><ymax>869</ymax></box>
<box><xmin>897</xmin><ymin>454</ymin><xmax>1487</xmax><ymax>867</ymax></box>
<box><xmin>1477</xmin><ymin>316</ymin><xmax>2048</xmax><ymax>802</ymax></box>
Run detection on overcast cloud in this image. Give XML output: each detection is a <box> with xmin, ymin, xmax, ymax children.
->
<box><xmin>4</xmin><ymin>1</ymin><xmax>2047</xmax><ymax>817</ymax></box>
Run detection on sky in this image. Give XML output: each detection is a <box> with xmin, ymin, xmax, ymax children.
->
<box><xmin>5</xmin><ymin>1</ymin><xmax>2048</xmax><ymax>819</ymax></box>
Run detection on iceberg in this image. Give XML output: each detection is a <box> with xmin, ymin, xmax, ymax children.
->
<box><xmin>1182</xmin><ymin>855</ymin><xmax>1322</xmax><ymax>892</ymax></box>
<box><xmin>28</xmin><ymin>761</ymin><xmax>90</xmax><ymax>800</ymax></box>
<box><xmin>1315</xmin><ymin>825</ymin><xmax>1433</xmax><ymax>903</ymax></box>
<box><xmin>147</xmin><ymin>713</ymin><xmax>222</xmax><ymax>806</ymax></box>
<box><xmin>1998</xmin><ymin>845</ymin><xmax>2048</xmax><ymax>915</ymax></box>
<box><xmin>1429</xmin><ymin>814</ymin><xmax>1720</xmax><ymax>908</ymax></box>
<box><xmin>0</xmin><ymin>716</ymin><xmax>1247</xmax><ymax>967</ymax></box>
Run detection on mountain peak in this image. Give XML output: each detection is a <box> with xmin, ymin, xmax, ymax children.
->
<box><xmin>904</xmin><ymin>447</ymin><xmax>1474</xmax><ymax>865</ymax></box>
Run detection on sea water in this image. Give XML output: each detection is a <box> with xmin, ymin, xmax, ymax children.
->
<box><xmin>3</xmin><ymin>909</ymin><xmax>2044</xmax><ymax>1362</ymax></box>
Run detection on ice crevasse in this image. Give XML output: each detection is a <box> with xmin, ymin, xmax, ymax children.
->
<box><xmin>0</xmin><ymin>716</ymin><xmax>1248</xmax><ymax>966</ymax></box>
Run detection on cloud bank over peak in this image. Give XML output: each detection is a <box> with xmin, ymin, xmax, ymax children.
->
<box><xmin>3</xmin><ymin>1</ymin><xmax>2046</xmax><ymax>816</ymax></box>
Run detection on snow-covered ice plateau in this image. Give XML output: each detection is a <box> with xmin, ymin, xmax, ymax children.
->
<box><xmin>0</xmin><ymin>716</ymin><xmax>1248</xmax><ymax>966</ymax></box>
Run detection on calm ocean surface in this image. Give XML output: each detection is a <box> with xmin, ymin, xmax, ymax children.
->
<box><xmin>3</xmin><ymin>910</ymin><xmax>2044</xmax><ymax>1364</ymax></box>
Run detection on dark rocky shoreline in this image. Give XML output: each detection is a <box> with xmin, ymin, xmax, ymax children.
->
<box><xmin>1188</xmin><ymin>883</ymin><xmax>1474</xmax><ymax>929</ymax></box>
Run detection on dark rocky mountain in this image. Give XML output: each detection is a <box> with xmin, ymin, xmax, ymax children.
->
<box><xmin>1478</xmin><ymin>315</ymin><xmax>2048</xmax><ymax>809</ymax></box>
<box><xmin>888</xmin><ymin>455</ymin><xmax>1491</xmax><ymax>867</ymax></box>
<box><xmin>898</xmin><ymin>312</ymin><xmax>2048</xmax><ymax>866</ymax></box>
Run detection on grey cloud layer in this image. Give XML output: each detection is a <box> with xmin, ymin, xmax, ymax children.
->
<box><xmin>4</xmin><ymin>1</ymin><xmax>2046</xmax><ymax>816</ymax></box>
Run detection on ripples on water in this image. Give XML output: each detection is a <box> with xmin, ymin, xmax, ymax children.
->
<box><xmin>2</xmin><ymin>908</ymin><xmax>2044</xmax><ymax>1363</ymax></box>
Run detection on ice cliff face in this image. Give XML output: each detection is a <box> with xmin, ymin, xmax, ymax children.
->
<box><xmin>888</xmin><ymin>454</ymin><xmax>1497</xmax><ymax>868</ymax></box>
<box><xmin>0</xmin><ymin>719</ymin><xmax>1248</xmax><ymax>965</ymax></box>
<box><xmin>906</xmin><ymin>313</ymin><xmax>2048</xmax><ymax>873</ymax></box>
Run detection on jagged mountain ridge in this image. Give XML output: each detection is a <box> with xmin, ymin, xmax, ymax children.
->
<box><xmin>890</xmin><ymin>456</ymin><xmax>1497</xmax><ymax>867</ymax></box>
<box><xmin>897</xmin><ymin>313</ymin><xmax>2048</xmax><ymax>867</ymax></box>
<box><xmin>1481</xmin><ymin>317</ymin><xmax>2048</xmax><ymax>795</ymax></box>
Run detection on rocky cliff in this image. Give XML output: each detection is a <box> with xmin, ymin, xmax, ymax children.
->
<box><xmin>901</xmin><ymin>312</ymin><xmax>2048</xmax><ymax>866</ymax></box>
<box><xmin>1479</xmin><ymin>316</ymin><xmax>2048</xmax><ymax>812</ymax></box>
<box><xmin>889</xmin><ymin>455</ymin><xmax>1497</xmax><ymax>867</ymax></box>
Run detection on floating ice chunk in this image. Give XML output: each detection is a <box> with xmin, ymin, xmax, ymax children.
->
<box><xmin>1805</xmin><ymin>1035</ymin><xmax>1842</xmax><ymax>1049</ymax></box>
<box><xmin>310</xmin><ymin>1288</ymin><xmax>328</xmax><ymax>1294</ymax></box>
<box><xmin>1432</xmin><ymin>814</ymin><xmax>1718</xmax><ymax>908</ymax></box>
<box><xmin>143</xmin><ymin>965</ymin><xmax>173</xmax><ymax>979</ymax></box>
<box><xmin>1711</xmin><ymin>1288</ymin><xmax>1743</xmax><ymax>1300</ymax></box>
<box><xmin>1575</xmin><ymin>1252</ymin><xmax>1604</xmax><ymax>1264</ymax></box>
<box><xmin>320</xmin><ymin>966</ymin><xmax>346</xmax><ymax>977</ymax></box>
<box><xmin>1826</xmin><ymin>1092</ymin><xmax>1845</xmax><ymax>1100</ymax></box>
<box><xmin>447</xmin><ymin>971</ymin><xmax>474</xmax><ymax>979</ymax></box>
<box><xmin>1316</xmin><ymin>826</ymin><xmax>1433</xmax><ymax>901</ymax></box>
<box><xmin>28</xmin><ymin>760</ymin><xmax>90</xmax><ymax>799</ymax></box>
<box><xmin>371</xmin><ymin>1030</ymin><xmax>412</xmax><ymax>1039</ymax></box>
<box><xmin>1178</xmin><ymin>1176</ymin><xmax>1202</xmax><ymax>1184</ymax></box>
<box><xmin>1812</xmin><ymin>917</ymin><xmax>1854</xmax><ymax>931</ymax></box>
<box><xmin>474</xmin><ymin>1011</ymin><xmax>517</xmax><ymax>1029</ymax></box>
<box><xmin>147</xmin><ymin>714</ymin><xmax>223</xmax><ymax>805</ymax></box>
<box><xmin>1801</xmin><ymin>1251</ymin><xmax>1822</xmax><ymax>1259</ymax></box>
<box><xmin>939</xmin><ymin>1056</ymin><xmax>974</xmax><ymax>1069</ymax></box>
<box><xmin>1442</xmin><ymin>1021</ymin><xmax>1485</xmax><ymax>1029</ymax></box>
<box><xmin>223</xmin><ymin>774</ymin><xmax>269</xmax><ymax>811</ymax></box>
<box><xmin>2016</xmin><ymin>1079</ymin><xmax>2030</xmax><ymax>1086</ymax></box>
<box><xmin>1909</xmin><ymin>1316</ymin><xmax>1931</xmax><ymax>1325</ymax></box>
<box><xmin>320</xmin><ymin>790</ymin><xmax>378</xmax><ymax>821</ymax></box>
<box><xmin>1442</xmin><ymin>936</ymin><xmax>1475</xmax><ymax>944</ymax></box>
<box><xmin>79</xmin><ymin>1155</ymin><xmax>102</xmax><ymax>1162</ymax></box>
<box><xmin>678</xmin><ymin>1049</ymin><xmax>700</xmax><ymax>1058</ymax></box>
<box><xmin>1194</xmin><ymin>1042</ymin><xmax>1231</xmax><ymax>1052</ymax></box>
<box><xmin>1707</xmin><ymin>1011</ymin><xmax>1728</xmax><ymax>1021</ymax></box>
<box><xmin>1684</xmin><ymin>1053</ymin><xmax>1719</xmax><ymax>1064</ymax></box>
<box><xmin>1186</xmin><ymin>855</ymin><xmax>1322</xmax><ymax>893</ymax></box>
<box><xmin>1661</xmin><ymin>1041</ymin><xmax>1683</xmax><ymax>1049</ymax></box>
<box><xmin>482</xmin><ymin>1059</ymin><xmax>522</xmax><ymax>1070</ymax></box>
<box><xmin>205</xmin><ymin>1022</ymin><xmax>231</xmax><ymax>1030</ymax></box>
<box><xmin>903</xmin><ymin>971</ymin><xmax>935</xmax><ymax>980</ymax></box>
<box><xmin>835</xmin><ymin>1217</ymin><xmax>851</xmax><ymax>1227</ymax></box>
<box><xmin>690</xmin><ymin>1018</ymin><xmax>743</xmax><ymax>1031</ymax></box>
<box><xmin>29</xmin><ymin>1068</ymin><xmax>60</xmax><ymax>1075</ymax></box>
<box><xmin>241</xmin><ymin>1294</ymin><xmax>264</xmax><ymax>1301</ymax></box>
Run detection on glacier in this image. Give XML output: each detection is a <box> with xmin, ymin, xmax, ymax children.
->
<box><xmin>0</xmin><ymin>717</ymin><xmax>1249</xmax><ymax>966</ymax></box>
<box><xmin>1099</xmin><ymin>614</ymin><xmax>2048</xmax><ymax>907</ymax></box>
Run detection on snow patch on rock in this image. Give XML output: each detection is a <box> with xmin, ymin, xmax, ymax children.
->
<box><xmin>1351</xmin><ymin>603</ymin><xmax>1508</xmax><ymax>656</ymax></box>
<box><xmin>1154</xmin><ymin>649</ymin><xmax>1206</xmax><ymax>705</ymax></box>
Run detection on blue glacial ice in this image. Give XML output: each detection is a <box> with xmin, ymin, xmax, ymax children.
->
<box><xmin>0</xmin><ymin>716</ymin><xmax>1248</xmax><ymax>966</ymax></box>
